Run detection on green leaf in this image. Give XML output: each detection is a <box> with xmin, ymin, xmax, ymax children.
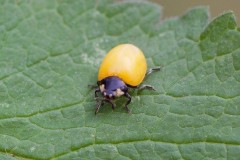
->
<box><xmin>0</xmin><ymin>0</ymin><xmax>240</xmax><ymax>159</ymax></box>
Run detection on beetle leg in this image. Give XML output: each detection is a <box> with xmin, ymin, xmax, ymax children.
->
<box><xmin>95</xmin><ymin>100</ymin><xmax>104</xmax><ymax>114</ymax></box>
<box><xmin>145</xmin><ymin>66</ymin><xmax>161</xmax><ymax>77</ymax></box>
<box><xmin>105</xmin><ymin>99</ymin><xmax>116</xmax><ymax>110</ymax></box>
<box><xmin>137</xmin><ymin>84</ymin><xmax>156</xmax><ymax>91</ymax></box>
<box><xmin>124</xmin><ymin>92</ymin><xmax>132</xmax><ymax>113</ymax></box>
<box><xmin>94</xmin><ymin>88</ymin><xmax>101</xmax><ymax>98</ymax></box>
<box><xmin>137</xmin><ymin>67</ymin><xmax>161</xmax><ymax>92</ymax></box>
<box><xmin>95</xmin><ymin>98</ymin><xmax>116</xmax><ymax>114</ymax></box>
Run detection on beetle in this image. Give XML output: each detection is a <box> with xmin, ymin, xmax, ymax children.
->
<box><xmin>90</xmin><ymin>44</ymin><xmax>160</xmax><ymax>114</ymax></box>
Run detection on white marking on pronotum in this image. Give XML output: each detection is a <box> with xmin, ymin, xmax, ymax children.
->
<box><xmin>99</xmin><ymin>84</ymin><xmax>105</xmax><ymax>92</ymax></box>
<box><xmin>114</xmin><ymin>88</ymin><xmax>124</xmax><ymax>97</ymax></box>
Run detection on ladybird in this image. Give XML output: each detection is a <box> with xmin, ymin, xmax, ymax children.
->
<box><xmin>91</xmin><ymin>44</ymin><xmax>160</xmax><ymax>114</ymax></box>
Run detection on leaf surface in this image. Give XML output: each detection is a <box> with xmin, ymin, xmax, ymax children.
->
<box><xmin>0</xmin><ymin>0</ymin><xmax>240</xmax><ymax>159</ymax></box>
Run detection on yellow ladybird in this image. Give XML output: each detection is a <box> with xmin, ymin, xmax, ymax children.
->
<box><xmin>92</xmin><ymin>44</ymin><xmax>160</xmax><ymax>114</ymax></box>
<box><xmin>98</xmin><ymin>44</ymin><xmax>147</xmax><ymax>86</ymax></box>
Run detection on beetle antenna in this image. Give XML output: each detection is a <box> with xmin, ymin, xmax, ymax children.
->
<box><xmin>88</xmin><ymin>84</ymin><xmax>98</xmax><ymax>89</ymax></box>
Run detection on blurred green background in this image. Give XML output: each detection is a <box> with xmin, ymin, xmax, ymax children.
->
<box><xmin>150</xmin><ymin>0</ymin><xmax>240</xmax><ymax>24</ymax></box>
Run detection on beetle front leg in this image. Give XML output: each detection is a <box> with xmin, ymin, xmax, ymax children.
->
<box><xmin>95</xmin><ymin>98</ymin><xmax>116</xmax><ymax>114</ymax></box>
<box><xmin>95</xmin><ymin>100</ymin><xmax>105</xmax><ymax>114</ymax></box>
<box><xmin>124</xmin><ymin>92</ymin><xmax>132</xmax><ymax>113</ymax></box>
<box><xmin>94</xmin><ymin>88</ymin><xmax>101</xmax><ymax>98</ymax></box>
<box><xmin>105</xmin><ymin>99</ymin><xmax>116</xmax><ymax>110</ymax></box>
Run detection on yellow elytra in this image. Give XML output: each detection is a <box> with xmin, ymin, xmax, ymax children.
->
<box><xmin>98</xmin><ymin>44</ymin><xmax>147</xmax><ymax>86</ymax></box>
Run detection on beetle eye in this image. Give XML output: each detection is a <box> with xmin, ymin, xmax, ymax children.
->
<box><xmin>97</xmin><ymin>81</ymin><xmax>101</xmax><ymax>85</ymax></box>
<box><xmin>120</xmin><ymin>86</ymin><xmax>127</xmax><ymax>91</ymax></box>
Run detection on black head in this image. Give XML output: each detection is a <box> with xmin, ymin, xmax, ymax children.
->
<box><xmin>97</xmin><ymin>76</ymin><xmax>128</xmax><ymax>99</ymax></box>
